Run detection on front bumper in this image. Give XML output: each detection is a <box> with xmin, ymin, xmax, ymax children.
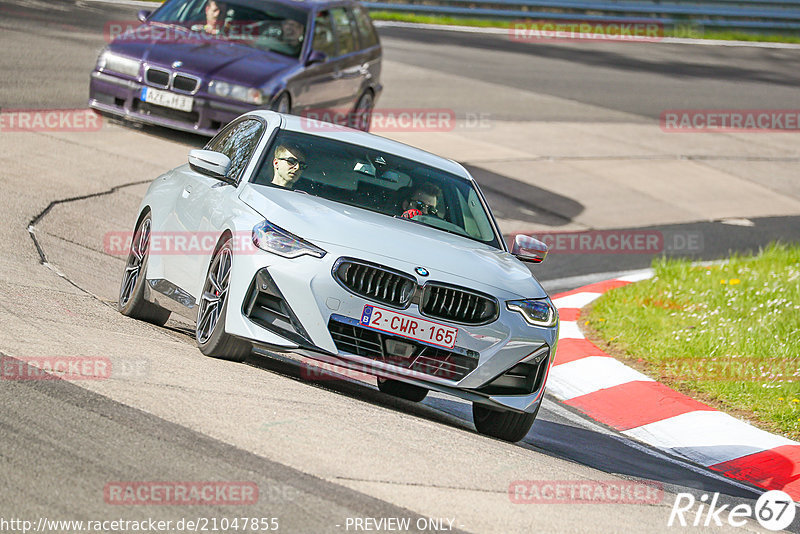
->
<box><xmin>89</xmin><ymin>70</ymin><xmax>252</xmax><ymax>136</ymax></box>
<box><xmin>224</xmin><ymin>248</ymin><xmax>558</xmax><ymax>414</ymax></box>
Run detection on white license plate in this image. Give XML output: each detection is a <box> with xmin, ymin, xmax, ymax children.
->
<box><xmin>141</xmin><ymin>87</ymin><xmax>193</xmax><ymax>112</ymax></box>
<box><xmin>359</xmin><ymin>305</ymin><xmax>458</xmax><ymax>349</ymax></box>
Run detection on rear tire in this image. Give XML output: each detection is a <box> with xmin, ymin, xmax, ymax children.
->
<box><xmin>377</xmin><ymin>378</ymin><xmax>428</xmax><ymax>402</ymax></box>
<box><xmin>196</xmin><ymin>238</ymin><xmax>251</xmax><ymax>362</ymax></box>
<box><xmin>117</xmin><ymin>213</ymin><xmax>171</xmax><ymax>326</ymax></box>
<box><xmin>272</xmin><ymin>92</ymin><xmax>291</xmax><ymax>114</ymax></box>
<box><xmin>350</xmin><ymin>90</ymin><xmax>374</xmax><ymax>132</ymax></box>
<box><xmin>472</xmin><ymin>402</ymin><xmax>539</xmax><ymax>442</ymax></box>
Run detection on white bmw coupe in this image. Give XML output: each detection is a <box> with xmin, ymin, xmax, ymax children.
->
<box><xmin>118</xmin><ymin>111</ymin><xmax>558</xmax><ymax>442</ymax></box>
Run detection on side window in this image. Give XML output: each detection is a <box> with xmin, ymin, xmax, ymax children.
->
<box><xmin>206</xmin><ymin>119</ymin><xmax>264</xmax><ymax>182</ymax></box>
<box><xmin>331</xmin><ymin>7</ymin><xmax>357</xmax><ymax>55</ymax></box>
<box><xmin>312</xmin><ymin>11</ymin><xmax>337</xmax><ymax>57</ymax></box>
<box><xmin>351</xmin><ymin>5</ymin><xmax>378</xmax><ymax>48</ymax></box>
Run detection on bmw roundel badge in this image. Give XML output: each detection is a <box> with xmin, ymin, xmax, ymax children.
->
<box><xmin>415</xmin><ymin>267</ymin><xmax>429</xmax><ymax>277</ymax></box>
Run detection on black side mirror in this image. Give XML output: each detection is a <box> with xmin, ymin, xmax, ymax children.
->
<box><xmin>306</xmin><ymin>50</ymin><xmax>327</xmax><ymax>66</ymax></box>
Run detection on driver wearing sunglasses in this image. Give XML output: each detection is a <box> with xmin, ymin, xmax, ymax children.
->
<box><xmin>271</xmin><ymin>144</ymin><xmax>307</xmax><ymax>188</ymax></box>
<box><xmin>401</xmin><ymin>183</ymin><xmax>441</xmax><ymax>220</ymax></box>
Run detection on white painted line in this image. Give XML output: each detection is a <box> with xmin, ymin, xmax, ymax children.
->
<box><xmin>542</xmin><ymin>395</ymin><xmax>765</xmax><ymax>497</ymax></box>
<box><xmin>617</xmin><ymin>269</ymin><xmax>654</xmax><ymax>283</ymax></box>
<box><xmin>553</xmin><ymin>292</ymin><xmax>602</xmax><ymax>309</ymax></box>
<box><xmin>558</xmin><ymin>321</ymin><xmax>584</xmax><ymax>340</ymax></box>
<box><xmin>623</xmin><ymin>411</ymin><xmax>798</xmax><ymax>466</ymax></box>
<box><xmin>547</xmin><ymin>356</ymin><xmax>654</xmax><ymax>400</ymax></box>
<box><xmin>375</xmin><ymin>20</ymin><xmax>800</xmax><ymax>50</ymax></box>
<box><xmin>541</xmin><ymin>268</ymin><xmax>653</xmax><ymax>294</ymax></box>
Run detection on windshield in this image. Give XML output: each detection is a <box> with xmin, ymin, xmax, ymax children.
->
<box><xmin>149</xmin><ymin>0</ymin><xmax>307</xmax><ymax>58</ymax></box>
<box><xmin>251</xmin><ymin>130</ymin><xmax>502</xmax><ymax>248</ymax></box>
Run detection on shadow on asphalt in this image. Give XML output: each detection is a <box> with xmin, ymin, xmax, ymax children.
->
<box><xmin>248</xmin><ymin>350</ymin><xmax>766</xmax><ymax>505</ymax></box>
<box><xmin>101</xmin><ymin>114</ymin><xmax>210</xmax><ymax>148</ymax></box>
<box><xmin>464</xmin><ymin>163</ymin><xmax>584</xmax><ymax>227</ymax></box>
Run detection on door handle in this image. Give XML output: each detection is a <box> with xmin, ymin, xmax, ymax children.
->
<box><xmin>182</xmin><ymin>185</ymin><xmax>192</xmax><ymax>198</ymax></box>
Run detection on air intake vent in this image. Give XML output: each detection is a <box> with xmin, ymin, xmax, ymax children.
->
<box><xmin>333</xmin><ymin>259</ymin><xmax>416</xmax><ymax>308</ymax></box>
<box><xmin>145</xmin><ymin>67</ymin><xmax>169</xmax><ymax>87</ymax></box>
<box><xmin>173</xmin><ymin>73</ymin><xmax>199</xmax><ymax>93</ymax></box>
<box><xmin>328</xmin><ymin>316</ymin><xmax>478</xmax><ymax>381</ymax></box>
<box><xmin>420</xmin><ymin>283</ymin><xmax>498</xmax><ymax>325</ymax></box>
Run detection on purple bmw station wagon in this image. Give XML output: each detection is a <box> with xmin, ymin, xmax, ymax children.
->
<box><xmin>89</xmin><ymin>0</ymin><xmax>382</xmax><ymax>135</ymax></box>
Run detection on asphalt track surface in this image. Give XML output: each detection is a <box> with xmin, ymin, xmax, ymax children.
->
<box><xmin>1</xmin><ymin>0</ymin><xmax>799</xmax><ymax>532</ymax></box>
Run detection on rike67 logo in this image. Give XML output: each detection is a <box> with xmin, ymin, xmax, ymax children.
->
<box><xmin>668</xmin><ymin>490</ymin><xmax>796</xmax><ymax>531</ymax></box>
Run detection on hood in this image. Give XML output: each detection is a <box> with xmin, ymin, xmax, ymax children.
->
<box><xmin>110</xmin><ymin>24</ymin><xmax>294</xmax><ymax>85</ymax></box>
<box><xmin>240</xmin><ymin>184</ymin><xmax>547</xmax><ymax>299</ymax></box>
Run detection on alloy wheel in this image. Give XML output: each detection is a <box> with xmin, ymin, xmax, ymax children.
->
<box><xmin>197</xmin><ymin>243</ymin><xmax>233</xmax><ymax>345</ymax></box>
<box><xmin>119</xmin><ymin>217</ymin><xmax>151</xmax><ymax>308</ymax></box>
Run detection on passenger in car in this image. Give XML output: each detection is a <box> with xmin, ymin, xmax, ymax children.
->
<box><xmin>399</xmin><ymin>183</ymin><xmax>442</xmax><ymax>219</ymax></box>
<box><xmin>270</xmin><ymin>144</ymin><xmax>307</xmax><ymax>188</ymax></box>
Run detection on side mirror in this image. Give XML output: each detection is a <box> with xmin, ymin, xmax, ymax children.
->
<box><xmin>306</xmin><ymin>50</ymin><xmax>327</xmax><ymax>66</ymax></box>
<box><xmin>137</xmin><ymin>10</ymin><xmax>151</xmax><ymax>22</ymax></box>
<box><xmin>188</xmin><ymin>149</ymin><xmax>233</xmax><ymax>183</ymax></box>
<box><xmin>511</xmin><ymin>234</ymin><xmax>548</xmax><ymax>264</ymax></box>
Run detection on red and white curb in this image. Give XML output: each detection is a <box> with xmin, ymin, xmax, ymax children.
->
<box><xmin>547</xmin><ymin>271</ymin><xmax>800</xmax><ymax>499</ymax></box>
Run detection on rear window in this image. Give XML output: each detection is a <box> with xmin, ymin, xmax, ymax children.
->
<box><xmin>352</xmin><ymin>5</ymin><xmax>378</xmax><ymax>48</ymax></box>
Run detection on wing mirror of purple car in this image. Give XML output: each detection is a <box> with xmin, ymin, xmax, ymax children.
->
<box><xmin>511</xmin><ymin>234</ymin><xmax>548</xmax><ymax>264</ymax></box>
<box><xmin>137</xmin><ymin>9</ymin><xmax>151</xmax><ymax>22</ymax></box>
<box><xmin>188</xmin><ymin>149</ymin><xmax>236</xmax><ymax>185</ymax></box>
<box><xmin>306</xmin><ymin>51</ymin><xmax>327</xmax><ymax>66</ymax></box>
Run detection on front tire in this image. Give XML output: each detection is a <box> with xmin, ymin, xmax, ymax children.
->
<box><xmin>472</xmin><ymin>402</ymin><xmax>539</xmax><ymax>442</ymax></box>
<box><xmin>377</xmin><ymin>378</ymin><xmax>428</xmax><ymax>402</ymax></box>
<box><xmin>196</xmin><ymin>238</ymin><xmax>251</xmax><ymax>362</ymax></box>
<box><xmin>118</xmin><ymin>213</ymin><xmax>171</xmax><ymax>326</ymax></box>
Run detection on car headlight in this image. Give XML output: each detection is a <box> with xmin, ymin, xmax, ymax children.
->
<box><xmin>209</xmin><ymin>80</ymin><xmax>264</xmax><ymax>105</ymax></box>
<box><xmin>252</xmin><ymin>220</ymin><xmax>326</xmax><ymax>259</ymax></box>
<box><xmin>507</xmin><ymin>299</ymin><xmax>558</xmax><ymax>327</ymax></box>
<box><xmin>97</xmin><ymin>51</ymin><xmax>141</xmax><ymax>77</ymax></box>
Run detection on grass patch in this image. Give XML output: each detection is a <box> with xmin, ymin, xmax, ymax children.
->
<box><xmin>586</xmin><ymin>243</ymin><xmax>800</xmax><ymax>440</ymax></box>
<box><xmin>370</xmin><ymin>11</ymin><xmax>800</xmax><ymax>44</ymax></box>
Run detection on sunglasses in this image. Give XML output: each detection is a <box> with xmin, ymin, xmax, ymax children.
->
<box><xmin>410</xmin><ymin>199</ymin><xmax>437</xmax><ymax>216</ymax></box>
<box><xmin>277</xmin><ymin>157</ymin><xmax>307</xmax><ymax>170</ymax></box>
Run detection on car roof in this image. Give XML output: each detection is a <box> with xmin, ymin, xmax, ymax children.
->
<box><xmin>248</xmin><ymin>111</ymin><xmax>474</xmax><ymax>181</ymax></box>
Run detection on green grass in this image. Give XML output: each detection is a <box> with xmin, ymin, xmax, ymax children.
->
<box><xmin>586</xmin><ymin>243</ymin><xmax>800</xmax><ymax>440</ymax></box>
<box><xmin>369</xmin><ymin>11</ymin><xmax>800</xmax><ymax>44</ymax></box>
